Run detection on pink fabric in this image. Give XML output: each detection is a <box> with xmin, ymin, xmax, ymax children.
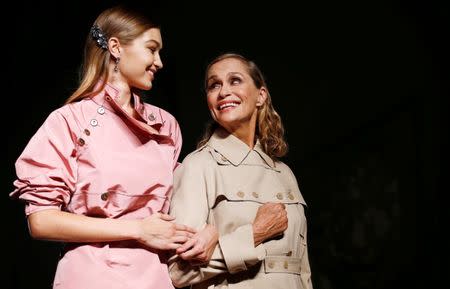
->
<box><xmin>10</xmin><ymin>83</ymin><xmax>181</xmax><ymax>289</ymax></box>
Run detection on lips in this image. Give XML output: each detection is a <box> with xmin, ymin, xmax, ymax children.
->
<box><xmin>146</xmin><ymin>67</ymin><xmax>156</xmax><ymax>80</ymax></box>
<box><xmin>218</xmin><ymin>101</ymin><xmax>240</xmax><ymax>110</ymax></box>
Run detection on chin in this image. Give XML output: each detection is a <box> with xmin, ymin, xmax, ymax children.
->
<box><xmin>136</xmin><ymin>81</ymin><xmax>153</xmax><ymax>91</ymax></box>
<box><xmin>217</xmin><ymin>117</ymin><xmax>238</xmax><ymax>128</ymax></box>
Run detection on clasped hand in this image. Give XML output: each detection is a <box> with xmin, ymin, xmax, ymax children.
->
<box><xmin>175</xmin><ymin>224</ymin><xmax>219</xmax><ymax>265</ymax></box>
<box><xmin>136</xmin><ymin>213</ymin><xmax>197</xmax><ymax>250</ymax></box>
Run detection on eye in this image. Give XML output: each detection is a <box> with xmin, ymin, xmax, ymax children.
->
<box><xmin>207</xmin><ymin>82</ymin><xmax>221</xmax><ymax>91</ymax></box>
<box><xmin>230</xmin><ymin>77</ymin><xmax>241</xmax><ymax>85</ymax></box>
<box><xmin>148</xmin><ymin>47</ymin><xmax>157</xmax><ymax>53</ymax></box>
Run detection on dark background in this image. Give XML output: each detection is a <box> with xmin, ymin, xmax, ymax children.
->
<box><xmin>4</xmin><ymin>1</ymin><xmax>448</xmax><ymax>289</ymax></box>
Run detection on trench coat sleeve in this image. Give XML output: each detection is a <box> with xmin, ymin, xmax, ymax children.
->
<box><xmin>284</xmin><ymin>163</ymin><xmax>313</xmax><ymax>289</ymax></box>
<box><xmin>168</xmin><ymin>155</ymin><xmax>265</xmax><ymax>287</ymax></box>
<box><xmin>218</xmin><ymin>224</ymin><xmax>266</xmax><ymax>273</ymax></box>
<box><xmin>168</xmin><ymin>157</ymin><xmax>226</xmax><ymax>287</ymax></box>
<box><xmin>300</xmin><ymin>229</ymin><xmax>313</xmax><ymax>289</ymax></box>
<box><xmin>10</xmin><ymin>110</ymin><xmax>78</xmax><ymax>216</ymax></box>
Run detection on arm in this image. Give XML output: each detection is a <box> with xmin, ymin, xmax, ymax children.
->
<box><xmin>177</xmin><ymin>202</ymin><xmax>287</xmax><ymax>262</ymax></box>
<box><xmin>168</xmin><ymin>158</ymin><xmax>288</xmax><ymax>287</ymax></box>
<box><xmin>28</xmin><ymin>210</ymin><xmax>195</xmax><ymax>250</ymax></box>
<box><xmin>168</xmin><ymin>158</ymin><xmax>230</xmax><ymax>287</ymax></box>
<box><xmin>284</xmin><ymin>164</ymin><xmax>313</xmax><ymax>289</ymax></box>
<box><xmin>13</xmin><ymin>110</ymin><xmax>195</xmax><ymax>250</ymax></box>
<box><xmin>299</xmin><ymin>227</ymin><xmax>313</xmax><ymax>289</ymax></box>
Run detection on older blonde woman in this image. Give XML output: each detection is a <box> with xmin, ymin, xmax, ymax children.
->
<box><xmin>168</xmin><ymin>53</ymin><xmax>313</xmax><ymax>289</ymax></box>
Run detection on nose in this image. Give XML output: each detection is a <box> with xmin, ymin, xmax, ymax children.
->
<box><xmin>154</xmin><ymin>52</ymin><xmax>163</xmax><ymax>70</ymax></box>
<box><xmin>218</xmin><ymin>83</ymin><xmax>231</xmax><ymax>98</ymax></box>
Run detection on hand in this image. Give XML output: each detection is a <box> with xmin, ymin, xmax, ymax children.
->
<box><xmin>136</xmin><ymin>213</ymin><xmax>197</xmax><ymax>250</ymax></box>
<box><xmin>252</xmin><ymin>202</ymin><xmax>288</xmax><ymax>246</ymax></box>
<box><xmin>176</xmin><ymin>224</ymin><xmax>219</xmax><ymax>265</ymax></box>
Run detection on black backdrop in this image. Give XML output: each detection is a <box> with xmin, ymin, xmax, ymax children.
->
<box><xmin>4</xmin><ymin>1</ymin><xmax>448</xmax><ymax>289</ymax></box>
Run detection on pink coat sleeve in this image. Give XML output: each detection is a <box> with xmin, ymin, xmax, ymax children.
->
<box><xmin>10</xmin><ymin>110</ymin><xmax>78</xmax><ymax>216</ymax></box>
<box><xmin>172</xmin><ymin>118</ymin><xmax>182</xmax><ymax>170</ymax></box>
<box><xmin>161</xmin><ymin>117</ymin><xmax>182</xmax><ymax>214</ymax></box>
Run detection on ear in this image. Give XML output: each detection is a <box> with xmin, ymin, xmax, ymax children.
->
<box><xmin>108</xmin><ymin>37</ymin><xmax>121</xmax><ymax>58</ymax></box>
<box><xmin>256</xmin><ymin>87</ymin><xmax>268</xmax><ymax>107</ymax></box>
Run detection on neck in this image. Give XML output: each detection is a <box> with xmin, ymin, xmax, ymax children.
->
<box><xmin>227</xmin><ymin>122</ymin><xmax>256</xmax><ymax>149</ymax></box>
<box><xmin>107</xmin><ymin>79</ymin><xmax>133</xmax><ymax>111</ymax></box>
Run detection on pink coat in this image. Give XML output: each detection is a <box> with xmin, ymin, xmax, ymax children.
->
<box><xmin>10</xmin><ymin>83</ymin><xmax>181</xmax><ymax>289</ymax></box>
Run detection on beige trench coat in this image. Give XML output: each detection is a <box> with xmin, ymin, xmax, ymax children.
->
<box><xmin>168</xmin><ymin>128</ymin><xmax>313</xmax><ymax>289</ymax></box>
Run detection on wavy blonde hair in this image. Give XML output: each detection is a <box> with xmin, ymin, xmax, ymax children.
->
<box><xmin>197</xmin><ymin>53</ymin><xmax>288</xmax><ymax>160</ymax></box>
<box><xmin>65</xmin><ymin>6</ymin><xmax>159</xmax><ymax>104</ymax></box>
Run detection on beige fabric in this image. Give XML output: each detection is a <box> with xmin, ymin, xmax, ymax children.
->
<box><xmin>168</xmin><ymin>128</ymin><xmax>313</xmax><ymax>289</ymax></box>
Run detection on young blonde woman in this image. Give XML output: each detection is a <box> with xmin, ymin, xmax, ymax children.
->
<box><xmin>10</xmin><ymin>6</ymin><xmax>195</xmax><ymax>289</ymax></box>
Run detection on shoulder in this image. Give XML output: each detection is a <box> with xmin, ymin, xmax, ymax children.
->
<box><xmin>274</xmin><ymin>160</ymin><xmax>294</xmax><ymax>174</ymax></box>
<box><xmin>173</xmin><ymin>146</ymin><xmax>213</xmax><ymax>181</ymax></box>
<box><xmin>274</xmin><ymin>160</ymin><xmax>301</xmax><ymax>185</ymax></box>
<box><xmin>180</xmin><ymin>145</ymin><xmax>214</xmax><ymax>167</ymax></box>
<box><xmin>45</xmin><ymin>100</ymin><xmax>88</xmax><ymax>121</ymax></box>
<box><xmin>41</xmin><ymin>104</ymin><xmax>75</xmax><ymax>125</ymax></box>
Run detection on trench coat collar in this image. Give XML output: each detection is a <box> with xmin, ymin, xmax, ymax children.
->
<box><xmin>207</xmin><ymin>127</ymin><xmax>276</xmax><ymax>168</ymax></box>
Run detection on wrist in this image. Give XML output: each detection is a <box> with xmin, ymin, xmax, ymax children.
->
<box><xmin>126</xmin><ymin>219</ymin><xmax>143</xmax><ymax>241</ymax></box>
<box><xmin>252</xmin><ymin>223</ymin><xmax>265</xmax><ymax>246</ymax></box>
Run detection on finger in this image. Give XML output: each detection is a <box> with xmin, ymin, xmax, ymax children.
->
<box><xmin>174</xmin><ymin>223</ymin><xmax>197</xmax><ymax>234</ymax></box>
<box><xmin>171</xmin><ymin>235</ymin><xmax>190</xmax><ymax>245</ymax></box>
<box><xmin>158</xmin><ymin>213</ymin><xmax>176</xmax><ymax>221</ymax></box>
<box><xmin>176</xmin><ymin>238</ymin><xmax>196</xmax><ymax>254</ymax></box>
<box><xmin>175</xmin><ymin>230</ymin><xmax>195</xmax><ymax>239</ymax></box>
<box><xmin>180</xmin><ymin>245</ymin><xmax>203</xmax><ymax>260</ymax></box>
<box><xmin>179</xmin><ymin>232</ymin><xmax>195</xmax><ymax>239</ymax></box>
<box><xmin>276</xmin><ymin>203</ymin><xmax>285</xmax><ymax>209</ymax></box>
<box><xmin>165</xmin><ymin>242</ymin><xmax>183</xmax><ymax>250</ymax></box>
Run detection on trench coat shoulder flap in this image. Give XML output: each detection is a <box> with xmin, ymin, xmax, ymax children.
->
<box><xmin>213</xmin><ymin>189</ymin><xmax>306</xmax><ymax>207</ymax></box>
<box><xmin>209</xmin><ymin>161</ymin><xmax>307</xmax><ymax>208</ymax></box>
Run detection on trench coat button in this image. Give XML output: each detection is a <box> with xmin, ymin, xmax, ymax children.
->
<box><xmin>97</xmin><ymin>106</ymin><xmax>105</xmax><ymax>115</ymax></box>
<box><xmin>101</xmin><ymin>192</ymin><xmax>109</xmax><ymax>201</ymax></box>
<box><xmin>288</xmin><ymin>193</ymin><xmax>294</xmax><ymax>200</ymax></box>
<box><xmin>237</xmin><ymin>191</ymin><xmax>245</xmax><ymax>198</ymax></box>
<box><xmin>148</xmin><ymin>113</ymin><xmax>156</xmax><ymax>121</ymax></box>
<box><xmin>84</xmin><ymin>129</ymin><xmax>90</xmax><ymax>136</ymax></box>
<box><xmin>252</xmin><ymin>192</ymin><xmax>259</xmax><ymax>198</ymax></box>
<box><xmin>267</xmin><ymin>262</ymin><xmax>274</xmax><ymax>269</ymax></box>
<box><xmin>286</xmin><ymin>250</ymin><xmax>292</xmax><ymax>256</ymax></box>
<box><xmin>77</xmin><ymin>138</ymin><xmax>85</xmax><ymax>146</ymax></box>
<box><xmin>276</xmin><ymin>193</ymin><xmax>283</xmax><ymax>200</ymax></box>
<box><xmin>90</xmin><ymin>119</ymin><xmax>98</xmax><ymax>127</ymax></box>
<box><xmin>284</xmin><ymin>260</ymin><xmax>289</xmax><ymax>269</ymax></box>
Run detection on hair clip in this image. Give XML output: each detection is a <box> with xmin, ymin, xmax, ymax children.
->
<box><xmin>90</xmin><ymin>25</ymin><xmax>108</xmax><ymax>50</ymax></box>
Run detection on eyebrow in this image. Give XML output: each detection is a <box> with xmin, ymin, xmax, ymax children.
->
<box><xmin>145</xmin><ymin>39</ymin><xmax>162</xmax><ymax>49</ymax></box>
<box><xmin>207</xmin><ymin>71</ymin><xmax>244</xmax><ymax>82</ymax></box>
<box><xmin>207</xmin><ymin>75</ymin><xmax>218</xmax><ymax>82</ymax></box>
<box><xmin>228</xmin><ymin>72</ymin><xmax>244</xmax><ymax>77</ymax></box>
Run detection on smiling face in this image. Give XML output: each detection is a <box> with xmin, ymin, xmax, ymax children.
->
<box><xmin>206</xmin><ymin>57</ymin><xmax>267</xmax><ymax>137</ymax></box>
<box><xmin>117</xmin><ymin>28</ymin><xmax>163</xmax><ymax>91</ymax></box>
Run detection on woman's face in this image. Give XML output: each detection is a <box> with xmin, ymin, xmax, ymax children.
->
<box><xmin>118</xmin><ymin>28</ymin><xmax>163</xmax><ymax>91</ymax></box>
<box><xmin>206</xmin><ymin>58</ymin><xmax>266</xmax><ymax>133</ymax></box>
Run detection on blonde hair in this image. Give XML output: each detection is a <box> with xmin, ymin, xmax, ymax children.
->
<box><xmin>65</xmin><ymin>6</ymin><xmax>159</xmax><ymax>104</ymax></box>
<box><xmin>198</xmin><ymin>53</ymin><xmax>288</xmax><ymax>160</ymax></box>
